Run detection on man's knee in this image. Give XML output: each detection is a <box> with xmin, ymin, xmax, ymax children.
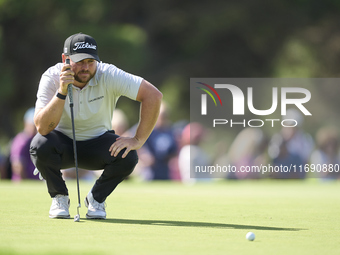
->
<box><xmin>125</xmin><ymin>150</ymin><xmax>138</xmax><ymax>169</ymax></box>
<box><xmin>107</xmin><ymin>150</ymin><xmax>138</xmax><ymax>177</ymax></box>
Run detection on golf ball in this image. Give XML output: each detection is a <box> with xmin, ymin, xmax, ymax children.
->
<box><xmin>246</xmin><ymin>232</ymin><xmax>255</xmax><ymax>241</ymax></box>
<box><xmin>74</xmin><ymin>215</ymin><xmax>80</xmax><ymax>222</ymax></box>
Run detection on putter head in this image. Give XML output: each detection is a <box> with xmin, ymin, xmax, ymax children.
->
<box><xmin>74</xmin><ymin>214</ymin><xmax>80</xmax><ymax>222</ymax></box>
<box><xmin>74</xmin><ymin>204</ymin><xmax>81</xmax><ymax>222</ymax></box>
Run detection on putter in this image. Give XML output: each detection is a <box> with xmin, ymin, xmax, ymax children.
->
<box><xmin>66</xmin><ymin>58</ymin><xmax>81</xmax><ymax>222</ymax></box>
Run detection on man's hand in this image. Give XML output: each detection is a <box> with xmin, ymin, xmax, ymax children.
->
<box><xmin>109</xmin><ymin>79</ymin><xmax>162</xmax><ymax>159</ymax></box>
<box><xmin>59</xmin><ymin>63</ymin><xmax>74</xmax><ymax>95</ymax></box>
<box><xmin>109</xmin><ymin>137</ymin><xmax>144</xmax><ymax>158</ymax></box>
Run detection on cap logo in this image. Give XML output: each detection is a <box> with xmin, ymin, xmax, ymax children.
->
<box><xmin>73</xmin><ymin>41</ymin><xmax>97</xmax><ymax>51</ymax></box>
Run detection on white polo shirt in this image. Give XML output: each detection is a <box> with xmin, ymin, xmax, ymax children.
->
<box><xmin>35</xmin><ymin>62</ymin><xmax>142</xmax><ymax>141</ymax></box>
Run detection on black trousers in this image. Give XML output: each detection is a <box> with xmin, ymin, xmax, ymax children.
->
<box><xmin>30</xmin><ymin>130</ymin><xmax>138</xmax><ymax>203</ymax></box>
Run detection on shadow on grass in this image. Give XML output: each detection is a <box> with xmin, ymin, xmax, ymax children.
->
<box><xmin>87</xmin><ymin>218</ymin><xmax>304</xmax><ymax>231</ymax></box>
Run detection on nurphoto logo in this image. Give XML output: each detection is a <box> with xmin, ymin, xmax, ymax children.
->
<box><xmin>192</xmin><ymin>79</ymin><xmax>312</xmax><ymax>128</ymax></box>
<box><xmin>189</xmin><ymin>79</ymin><xmax>339</xmax><ymax>181</ymax></box>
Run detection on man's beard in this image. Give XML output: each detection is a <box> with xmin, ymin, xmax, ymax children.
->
<box><xmin>74</xmin><ymin>71</ymin><xmax>95</xmax><ymax>84</ymax></box>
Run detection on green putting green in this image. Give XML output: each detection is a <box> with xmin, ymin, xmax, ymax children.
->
<box><xmin>0</xmin><ymin>179</ymin><xmax>339</xmax><ymax>255</ymax></box>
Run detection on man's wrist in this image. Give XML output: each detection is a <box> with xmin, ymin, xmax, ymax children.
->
<box><xmin>56</xmin><ymin>92</ymin><xmax>67</xmax><ymax>100</ymax></box>
<box><xmin>58</xmin><ymin>88</ymin><xmax>67</xmax><ymax>95</ymax></box>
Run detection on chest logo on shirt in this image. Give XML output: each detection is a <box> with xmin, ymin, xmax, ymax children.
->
<box><xmin>89</xmin><ymin>96</ymin><xmax>104</xmax><ymax>103</ymax></box>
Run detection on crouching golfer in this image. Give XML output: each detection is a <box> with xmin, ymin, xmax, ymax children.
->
<box><xmin>30</xmin><ymin>33</ymin><xmax>162</xmax><ymax>219</ymax></box>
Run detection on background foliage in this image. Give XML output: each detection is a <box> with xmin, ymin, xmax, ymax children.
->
<box><xmin>1</xmin><ymin>0</ymin><xmax>340</xmax><ymax>145</ymax></box>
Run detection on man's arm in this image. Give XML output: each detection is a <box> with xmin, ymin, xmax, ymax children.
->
<box><xmin>34</xmin><ymin>63</ymin><xmax>74</xmax><ymax>135</ymax></box>
<box><xmin>34</xmin><ymin>98</ymin><xmax>66</xmax><ymax>136</ymax></box>
<box><xmin>109</xmin><ymin>79</ymin><xmax>163</xmax><ymax>158</ymax></box>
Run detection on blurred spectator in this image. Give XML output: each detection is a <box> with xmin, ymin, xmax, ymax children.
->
<box><xmin>213</xmin><ymin>140</ymin><xmax>230</xmax><ymax>171</ymax></box>
<box><xmin>168</xmin><ymin>120</ymin><xmax>189</xmax><ymax>181</ymax></box>
<box><xmin>279</xmin><ymin>108</ymin><xmax>314</xmax><ymax>164</ymax></box>
<box><xmin>61</xmin><ymin>167</ymin><xmax>95</xmax><ymax>181</ymax></box>
<box><xmin>111</xmin><ymin>108</ymin><xmax>129</xmax><ymax>136</ymax></box>
<box><xmin>310</xmin><ymin>126</ymin><xmax>340</xmax><ymax>179</ymax></box>
<box><xmin>10</xmin><ymin>107</ymin><xmax>38</xmax><ymax>181</ymax></box>
<box><xmin>226</xmin><ymin>128</ymin><xmax>268</xmax><ymax>179</ymax></box>
<box><xmin>269</xmin><ymin>134</ymin><xmax>305</xmax><ymax>179</ymax></box>
<box><xmin>143</xmin><ymin>102</ymin><xmax>177</xmax><ymax>180</ymax></box>
<box><xmin>268</xmin><ymin>108</ymin><xmax>314</xmax><ymax>179</ymax></box>
<box><xmin>178</xmin><ymin>122</ymin><xmax>210</xmax><ymax>183</ymax></box>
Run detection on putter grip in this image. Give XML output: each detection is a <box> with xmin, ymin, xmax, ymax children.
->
<box><xmin>68</xmin><ymin>84</ymin><xmax>73</xmax><ymax>106</ymax></box>
<box><xmin>65</xmin><ymin>59</ymin><xmax>74</xmax><ymax>106</ymax></box>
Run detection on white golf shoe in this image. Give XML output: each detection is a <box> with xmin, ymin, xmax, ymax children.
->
<box><xmin>49</xmin><ymin>195</ymin><xmax>70</xmax><ymax>219</ymax></box>
<box><xmin>84</xmin><ymin>191</ymin><xmax>106</xmax><ymax>219</ymax></box>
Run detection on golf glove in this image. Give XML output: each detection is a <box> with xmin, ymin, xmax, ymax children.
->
<box><xmin>33</xmin><ymin>168</ymin><xmax>44</xmax><ymax>181</ymax></box>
